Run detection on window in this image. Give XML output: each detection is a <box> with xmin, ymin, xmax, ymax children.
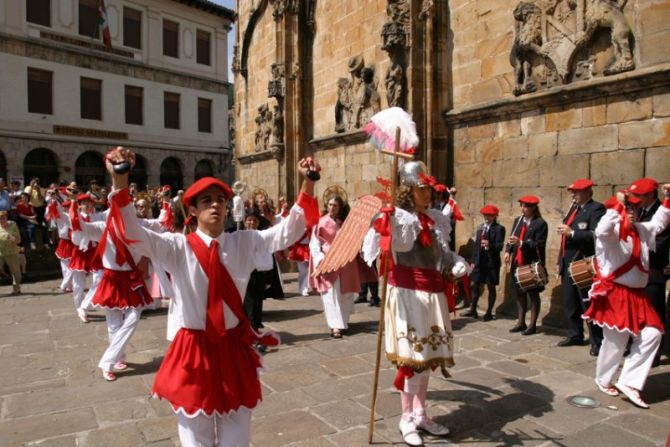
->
<box><xmin>27</xmin><ymin>0</ymin><xmax>50</xmax><ymax>27</ymax></box>
<box><xmin>164</xmin><ymin>92</ymin><xmax>180</xmax><ymax>129</ymax></box>
<box><xmin>125</xmin><ymin>86</ymin><xmax>143</xmax><ymax>125</ymax></box>
<box><xmin>163</xmin><ymin>19</ymin><xmax>179</xmax><ymax>58</ymax></box>
<box><xmin>123</xmin><ymin>7</ymin><xmax>142</xmax><ymax>49</ymax></box>
<box><xmin>78</xmin><ymin>0</ymin><xmax>99</xmax><ymax>38</ymax></box>
<box><xmin>196</xmin><ymin>30</ymin><xmax>211</xmax><ymax>66</ymax></box>
<box><xmin>81</xmin><ymin>77</ymin><xmax>102</xmax><ymax>120</ymax></box>
<box><xmin>198</xmin><ymin>98</ymin><xmax>212</xmax><ymax>133</ymax></box>
<box><xmin>27</xmin><ymin>68</ymin><xmax>53</xmax><ymax>114</ymax></box>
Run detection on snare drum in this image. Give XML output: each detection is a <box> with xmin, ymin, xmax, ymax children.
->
<box><xmin>569</xmin><ymin>256</ymin><xmax>595</xmax><ymax>289</ymax></box>
<box><xmin>515</xmin><ymin>262</ymin><xmax>549</xmax><ymax>292</ymax></box>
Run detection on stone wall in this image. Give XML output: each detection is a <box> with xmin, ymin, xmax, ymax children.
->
<box><xmin>447</xmin><ymin>0</ymin><xmax>670</xmax><ymax>325</ymax></box>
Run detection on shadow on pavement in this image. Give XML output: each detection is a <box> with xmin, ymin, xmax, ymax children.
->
<box><xmin>429</xmin><ymin>378</ymin><xmax>561</xmax><ymax>445</ymax></box>
<box><xmin>122</xmin><ymin>356</ymin><xmax>165</xmax><ymax>376</ymax></box>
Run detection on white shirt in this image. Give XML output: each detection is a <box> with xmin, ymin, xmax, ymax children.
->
<box><xmin>116</xmin><ymin>190</ymin><xmax>307</xmax><ymax>340</ymax></box>
<box><xmin>594</xmin><ymin>204</ymin><xmax>670</xmax><ymax>288</ymax></box>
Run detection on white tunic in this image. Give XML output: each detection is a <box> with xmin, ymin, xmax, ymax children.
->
<box><xmin>113</xmin><ymin>189</ymin><xmax>307</xmax><ymax>340</ymax></box>
<box><xmin>594</xmin><ymin>204</ymin><xmax>670</xmax><ymax>288</ymax></box>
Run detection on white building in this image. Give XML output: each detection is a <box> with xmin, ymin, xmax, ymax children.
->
<box><xmin>0</xmin><ymin>0</ymin><xmax>235</xmax><ymax>190</ymax></box>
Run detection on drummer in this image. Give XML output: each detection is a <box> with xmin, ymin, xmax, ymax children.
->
<box><xmin>503</xmin><ymin>196</ymin><xmax>548</xmax><ymax>335</ymax></box>
<box><xmin>556</xmin><ymin>178</ymin><xmax>606</xmax><ymax>355</ymax></box>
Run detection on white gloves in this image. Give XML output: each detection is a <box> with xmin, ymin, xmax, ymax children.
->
<box><xmin>451</xmin><ymin>260</ymin><xmax>469</xmax><ymax>278</ymax></box>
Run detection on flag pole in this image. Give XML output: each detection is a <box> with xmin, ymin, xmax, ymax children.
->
<box><xmin>368</xmin><ymin>126</ymin><xmax>401</xmax><ymax>444</ymax></box>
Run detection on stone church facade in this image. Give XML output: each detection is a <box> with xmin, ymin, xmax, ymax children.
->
<box><xmin>233</xmin><ymin>0</ymin><xmax>670</xmax><ymax>324</ymax></box>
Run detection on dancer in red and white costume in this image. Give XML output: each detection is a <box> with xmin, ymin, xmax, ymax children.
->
<box><xmin>68</xmin><ymin>194</ymin><xmax>103</xmax><ymax>315</ymax></box>
<box><xmin>45</xmin><ymin>188</ymin><xmax>75</xmax><ymax>293</ymax></box>
<box><xmin>105</xmin><ymin>147</ymin><xmax>319</xmax><ymax>447</ymax></box>
<box><xmin>583</xmin><ymin>183</ymin><xmax>670</xmax><ymax>408</ymax></box>
<box><xmin>72</xmin><ymin>184</ymin><xmax>163</xmax><ymax>381</ymax></box>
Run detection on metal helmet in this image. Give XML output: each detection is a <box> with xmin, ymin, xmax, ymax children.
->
<box><xmin>398</xmin><ymin>161</ymin><xmax>429</xmax><ymax>187</ymax></box>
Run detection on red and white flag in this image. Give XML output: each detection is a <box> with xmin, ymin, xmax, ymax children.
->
<box><xmin>97</xmin><ymin>0</ymin><xmax>111</xmax><ymax>48</ymax></box>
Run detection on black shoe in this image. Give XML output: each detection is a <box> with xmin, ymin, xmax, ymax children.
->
<box><xmin>557</xmin><ymin>337</ymin><xmax>584</xmax><ymax>347</ymax></box>
<box><xmin>368</xmin><ymin>297</ymin><xmax>380</xmax><ymax>307</ymax></box>
<box><xmin>589</xmin><ymin>345</ymin><xmax>600</xmax><ymax>357</ymax></box>
<box><xmin>354</xmin><ymin>296</ymin><xmax>367</xmax><ymax>304</ymax></box>
<box><xmin>522</xmin><ymin>326</ymin><xmax>537</xmax><ymax>336</ymax></box>
<box><xmin>483</xmin><ymin>313</ymin><xmax>493</xmax><ymax>322</ymax></box>
<box><xmin>461</xmin><ymin>309</ymin><xmax>478</xmax><ymax>318</ymax></box>
<box><xmin>509</xmin><ymin>324</ymin><xmax>527</xmax><ymax>333</ymax></box>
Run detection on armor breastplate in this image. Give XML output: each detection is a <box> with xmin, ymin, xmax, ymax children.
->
<box><xmin>395</xmin><ymin>235</ymin><xmax>446</xmax><ymax>271</ymax></box>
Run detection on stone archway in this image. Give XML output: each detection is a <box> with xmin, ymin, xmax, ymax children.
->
<box><xmin>194</xmin><ymin>159</ymin><xmax>215</xmax><ymax>180</ymax></box>
<box><xmin>24</xmin><ymin>148</ymin><xmax>59</xmax><ymax>186</ymax></box>
<box><xmin>160</xmin><ymin>157</ymin><xmax>183</xmax><ymax>192</ymax></box>
<box><xmin>74</xmin><ymin>151</ymin><xmax>107</xmax><ymax>189</ymax></box>
<box><xmin>0</xmin><ymin>150</ymin><xmax>7</xmax><ymax>181</ymax></box>
<box><xmin>129</xmin><ymin>154</ymin><xmax>148</xmax><ymax>190</ymax></box>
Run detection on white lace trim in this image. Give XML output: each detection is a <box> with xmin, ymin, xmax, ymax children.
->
<box><xmin>153</xmin><ymin>394</ymin><xmax>261</xmax><ymax>419</ymax></box>
<box><xmin>362</xmin><ymin>229</ymin><xmax>380</xmax><ymax>266</ymax></box>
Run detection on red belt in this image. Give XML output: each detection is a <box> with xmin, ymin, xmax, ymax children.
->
<box><xmin>388</xmin><ymin>264</ymin><xmax>446</xmax><ymax>293</ymax></box>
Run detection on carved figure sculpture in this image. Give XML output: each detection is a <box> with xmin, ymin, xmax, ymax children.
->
<box><xmin>385</xmin><ymin>53</ymin><xmax>405</xmax><ymax>108</ymax></box>
<box><xmin>335</xmin><ymin>78</ymin><xmax>353</xmax><ymax>133</ymax></box>
<box><xmin>354</xmin><ymin>67</ymin><xmax>381</xmax><ymax>128</ymax></box>
<box><xmin>254</xmin><ymin>104</ymin><xmax>273</xmax><ymax>153</ymax></box>
<box><xmin>577</xmin><ymin>0</ymin><xmax>634</xmax><ymax>75</ymax></box>
<box><xmin>510</xmin><ymin>2</ymin><xmax>543</xmax><ymax>96</ymax></box>
<box><xmin>271</xmin><ymin>104</ymin><xmax>284</xmax><ymax>147</ymax></box>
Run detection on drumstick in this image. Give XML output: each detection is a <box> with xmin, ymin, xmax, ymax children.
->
<box><xmin>505</xmin><ymin>214</ymin><xmax>523</xmax><ymax>272</ymax></box>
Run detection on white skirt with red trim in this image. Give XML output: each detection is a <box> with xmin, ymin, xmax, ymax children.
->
<box><xmin>583</xmin><ymin>281</ymin><xmax>664</xmax><ymax>336</ymax></box>
<box><xmin>91</xmin><ymin>269</ymin><xmax>153</xmax><ymax>309</ymax></box>
<box><xmin>152</xmin><ymin>327</ymin><xmax>263</xmax><ymax>417</ymax></box>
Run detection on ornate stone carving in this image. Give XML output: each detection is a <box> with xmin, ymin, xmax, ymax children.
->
<box><xmin>419</xmin><ymin>0</ymin><xmax>434</xmax><ymax>20</ymax></box>
<box><xmin>382</xmin><ymin>0</ymin><xmax>408</xmax><ymax>109</ymax></box>
<box><xmin>270</xmin><ymin>0</ymin><xmax>299</xmax><ymax>21</ymax></box>
<box><xmin>271</xmin><ymin>104</ymin><xmax>284</xmax><ymax>150</ymax></box>
<box><xmin>385</xmin><ymin>52</ymin><xmax>405</xmax><ymax>108</ymax></box>
<box><xmin>228</xmin><ymin>108</ymin><xmax>235</xmax><ymax>151</ymax></box>
<box><xmin>254</xmin><ymin>104</ymin><xmax>273</xmax><ymax>153</ymax></box>
<box><xmin>267</xmin><ymin>63</ymin><xmax>286</xmax><ymax>99</ymax></box>
<box><xmin>335</xmin><ymin>56</ymin><xmax>381</xmax><ymax>133</ymax></box>
<box><xmin>232</xmin><ymin>43</ymin><xmax>241</xmax><ymax>74</ymax></box>
<box><xmin>510</xmin><ymin>0</ymin><xmax>636</xmax><ymax>96</ymax></box>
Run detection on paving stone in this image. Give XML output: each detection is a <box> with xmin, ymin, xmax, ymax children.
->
<box><xmin>251</xmin><ymin>410</ymin><xmax>336</xmax><ymax>447</ymax></box>
<box><xmin>139</xmin><ymin>415</ymin><xmax>178</xmax><ymax>443</ymax></box>
<box><xmin>476</xmin><ymin>416</ymin><xmax>565</xmax><ymax>446</ymax></box>
<box><xmin>24</xmin><ymin>434</ymin><xmax>77</xmax><ymax>446</ymax></box>
<box><xmin>309</xmin><ymin>399</ymin><xmax>371</xmax><ymax>431</ymax></box>
<box><xmin>253</xmin><ymin>388</ymin><xmax>320</xmax><ymax>418</ymax></box>
<box><xmin>319</xmin><ymin>355</ymin><xmax>373</xmax><ymax>377</ymax></box>
<box><xmin>0</xmin><ymin>408</ymin><xmax>98</xmax><ymax>445</ymax></box>
<box><xmin>94</xmin><ymin>397</ymin><xmax>152</xmax><ymax>426</ymax></box>
<box><xmin>604</xmin><ymin>412</ymin><xmax>670</xmax><ymax>443</ymax></box>
<box><xmin>78</xmin><ymin>422</ymin><xmax>145</xmax><ymax>447</ymax></box>
<box><xmin>560</xmin><ymin>422</ymin><xmax>656</xmax><ymax>447</ymax></box>
<box><xmin>3</xmin><ymin>376</ymin><xmax>150</xmax><ymax>418</ymax></box>
<box><xmin>487</xmin><ymin>360</ymin><xmax>540</xmax><ymax>379</ymax></box>
<box><xmin>465</xmin><ymin>348</ymin><xmax>508</xmax><ymax>364</ymax></box>
<box><xmin>302</xmin><ymin>374</ymin><xmax>374</xmax><ymax>404</ymax></box>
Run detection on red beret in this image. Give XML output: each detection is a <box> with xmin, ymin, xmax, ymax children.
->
<box><xmin>62</xmin><ymin>200</ymin><xmax>72</xmax><ymax>207</ymax></box>
<box><xmin>567</xmin><ymin>178</ymin><xmax>593</xmax><ymax>191</ymax></box>
<box><xmin>480</xmin><ymin>204</ymin><xmax>499</xmax><ymax>216</ymax></box>
<box><xmin>58</xmin><ymin>186</ymin><xmax>69</xmax><ymax>194</ymax></box>
<box><xmin>76</xmin><ymin>193</ymin><xmax>93</xmax><ymax>203</ymax></box>
<box><xmin>434</xmin><ymin>183</ymin><xmax>447</xmax><ymax>193</ymax></box>
<box><xmin>162</xmin><ymin>185</ymin><xmax>171</xmax><ymax>192</ymax></box>
<box><xmin>629</xmin><ymin>178</ymin><xmax>658</xmax><ymax>195</ymax></box>
<box><xmin>183</xmin><ymin>177</ymin><xmax>233</xmax><ymax>207</ymax></box>
<box><xmin>518</xmin><ymin>195</ymin><xmax>540</xmax><ymax>205</ymax></box>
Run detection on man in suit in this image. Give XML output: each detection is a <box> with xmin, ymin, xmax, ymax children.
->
<box><xmin>556</xmin><ymin>179</ymin><xmax>606</xmax><ymax>354</ymax></box>
<box><xmin>462</xmin><ymin>205</ymin><xmax>505</xmax><ymax>320</ymax></box>
<box><xmin>629</xmin><ymin>177</ymin><xmax>670</xmax><ymax>365</ymax></box>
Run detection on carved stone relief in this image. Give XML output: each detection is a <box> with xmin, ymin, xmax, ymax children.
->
<box><xmin>254</xmin><ymin>104</ymin><xmax>273</xmax><ymax>153</ymax></box>
<box><xmin>335</xmin><ymin>56</ymin><xmax>381</xmax><ymax>133</ymax></box>
<box><xmin>270</xmin><ymin>0</ymin><xmax>299</xmax><ymax>21</ymax></box>
<box><xmin>232</xmin><ymin>43</ymin><xmax>241</xmax><ymax>74</ymax></box>
<box><xmin>381</xmin><ymin>0</ymin><xmax>409</xmax><ymax>109</ymax></box>
<box><xmin>267</xmin><ymin>63</ymin><xmax>286</xmax><ymax>99</ymax></box>
<box><xmin>510</xmin><ymin>0</ymin><xmax>636</xmax><ymax>96</ymax></box>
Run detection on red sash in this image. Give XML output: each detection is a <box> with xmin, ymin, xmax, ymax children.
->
<box><xmin>591</xmin><ymin>230</ymin><xmax>647</xmax><ymax>298</ymax></box>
